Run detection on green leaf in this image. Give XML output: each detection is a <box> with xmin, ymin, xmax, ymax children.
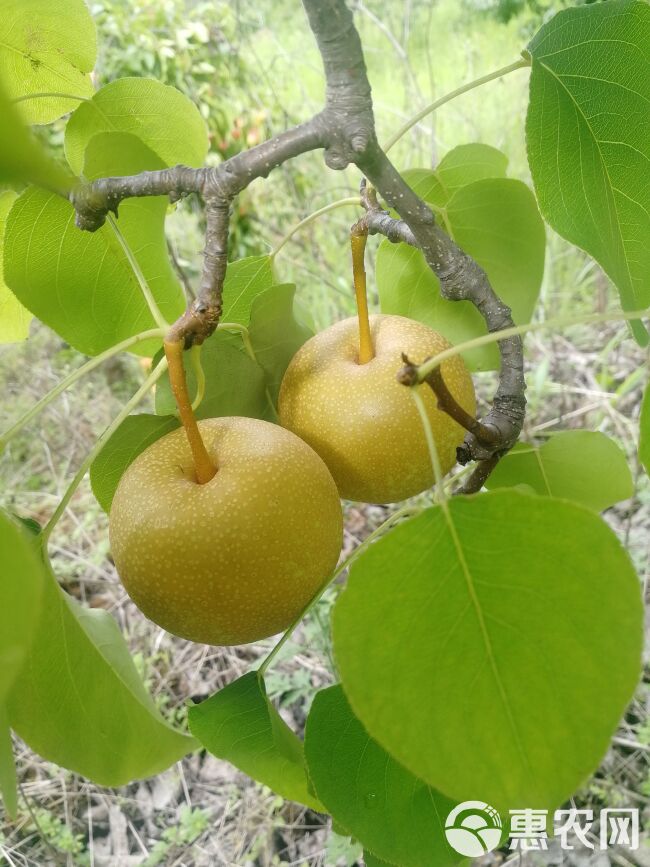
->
<box><xmin>640</xmin><ymin>385</ymin><xmax>650</xmax><ymax>476</ymax></box>
<box><xmin>248</xmin><ymin>284</ymin><xmax>313</xmax><ymax>404</ymax></box>
<box><xmin>0</xmin><ymin>511</ymin><xmax>45</xmax><ymax>816</ymax></box>
<box><xmin>188</xmin><ymin>672</ymin><xmax>323</xmax><ymax>811</ymax></box>
<box><xmin>447</xmin><ymin>179</ymin><xmax>545</xmax><ymax>325</ymax></box>
<box><xmin>377</xmin><ymin>179</ymin><xmax>545</xmax><ymax>371</ymax></box>
<box><xmin>0</xmin><ymin>513</ymin><xmax>44</xmax><ymax>704</ymax></box>
<box><xmin>8</xmin><ymin>561</ymin><xmax>195</xmax><ymax>785</ymax></box>
<box><xmin>305</xmin><ymin>685</ymin><xmax>461</xmax><ymax>867</ymax></box>
<box><xmin>0</xmin><ymin>192</ymin><xmax>32</xmax><ymax>344</ymax></box>
<box><xmin>0</xmin><ymin>82</ymin><xmax>73</xmax><ymax>193</ymax></box>
<box><xmin>4</xmin><ymin>133</ymin><xmax>185</xmax><ymax>356</ymax></box>
<box><xmin>436</xmin><ymin>143</ymin><xmax>509</xmax><ymax>198</ymax></box>
<box><xmin>160</xmin><ymin>283</ymin><xmax>311</xmax><ymax>422</ymax></box>
<box><xmin>0</xmin><ymin>707</ymin><xmax>17</xmax><ymax>818</ymax></box>
<box><xmin>364</xmin><ymin>853</ymin><xmax>393</xmax><ymax>867</ymax></box>
<box><xmin>221</xmin><ymin>256</ymin><xmax>275</xmax><ymax>326</ymax></box>
<box><xmin>486</xmin><ymin>431</ymin><xmax>634</xmax><ymax>511</ymax></box>
<box><xmin>333</xmin><ymin>491</ymin><xmax>643</xmax><ymax>812</ymax></box>
<box><xmin>90</xmin><ymin>414</ymin><xmax>180</xmax><ymax>513</ymax></box>
<box><xmin>526</xmin><ymin>0</ymin><xmax>650</xmax><ymax>344</ymax></box>
<box><xmin>402</xmin><ymin>144</ymin><xmax>508</xmax><ymax>209</ymax></box>
<box><xmin>64</xmin><ymin>78</ymin><xmax>208</xmax><ymax>175</ymax></box>
<box><xmin>0</xmin><ymin>0</ymin><xmax>96</xmax><ymax>124</ymax></box>
<box><xmin>155</xmin><ymin>330</ymin><xmax>270</xmax><ymax>420</ymax></box>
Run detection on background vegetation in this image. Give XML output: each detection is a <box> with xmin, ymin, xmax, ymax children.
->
<box><xmin>1</xmin><ymin>0</ymin><xmax>648</xmax><ymax>864</ymax></box>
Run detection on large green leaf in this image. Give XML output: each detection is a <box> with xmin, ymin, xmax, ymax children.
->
<box><xmin>0</xmin><ymin>513</ymin><xmax>44</xmax><ymax>703</ymax></box>
<box><xmin>0</xmin><ymin>707</ymin><xmax>16</xmax><ymax>817</ymax></box>
<box><xmin>0</xmin><ymin>512</ymin><xmax>45</xmax><ymax>815</ymax></box>
<box><xmin>8</xmin><ymin>560</ymin><xmax>195</xmax><ymax>785</ymax></box>
<box><xmin>248</xmin><ymin>284</ymin><xmax>313</xmax><ymax>404</ymax></box>
<box><xmin>448</xmin><ymin>179</ymin><xmax>545</xmax><ymax>324</ymax></box>
<box><xmin>305</xmin><ymin>685</ymin><xmax>461</xmax><ymax>867</ymax></box>
<box><xmin>377</xmin><ymin>178</ymin><xmax>545</xmax><ymax>371</ymax></box>
<box><xmin>65</xmin><ymin>78</ymin><xmax>208</xmax><ymax>175</ymax></box>
<box><xmin>333</xmin><ymin>491</ymin><xmax>642</xmax><ymax>812</ymax></box>
<box><xmin>220</xmin><ymin>255</ymin><xmax>275</xmax><ymax>326</ymax></box>
<box><xmin>4</xmin><ymin>133</ymin><xmax>184</xmax><ymax>356</ymax></box>
<box><xmin>641</xmin><ymin>385</ymin><xmax>650</xmax><ymax>477</ymax></box>
<box><xmin>437</xmin><ymin>143</ymin><xmax>508</xmax><ymax>194</ymax></box>
<box><xmin>188</xmin><ymin>672</ymin><xmax>323</xmax><ymax>811</ymax></box>
<box><xmin>155</xmin><ymin>330</ymin><xmax>271</xmax><ymax>420</ymax></box>
<box><xmin>0</xmin><ymin>0</ymin><xmax>96</xmax><ymax>124</ymax></box>
<box><xmin>486</xmin><ymin>431</ymin><xmax>634</xmax><ymax>511</ymax></box>
<box><xmin>526</xmin><ymin>0</ymin><xmax>650</xmax><ymax>344</ymax></box>
<box><xmin>90</xmin><ymin>414</ymin><xmax>180</xmax><ymax>513</ymax></box>
<box><xmin>0</xmin><ymin>82</ymin><xmax>73</xmax><ymax>193</ymax></box>
<box><xmin>402</xmin><ymin>144</ymin><xmax>508</xmax><ymax>209</ymax></box>
<box><xmin>364</xmin><ymin>853</ymin><xmax>393</xmax><ymax>867</ymax></box>
<box><xmin>0</xmin><ymin>192</ymin><xmax>32</xmax><ymax>344</ymax></box>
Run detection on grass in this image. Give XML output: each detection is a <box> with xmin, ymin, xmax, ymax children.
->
<box><xmin>2</xmin><ymin>0</ymin><xmax>650</xmax><ymax>864</ymax></box>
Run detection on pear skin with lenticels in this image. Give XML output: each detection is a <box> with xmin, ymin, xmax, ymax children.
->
<box><xmin>109</xmin><ymin>417</ymin><xmax>343</xmax><ymax>645</ymax></box>
<box><xmin>278</xmin><ymin>314</ymin><xmax>475</xmax><ymax>503</ymax></box>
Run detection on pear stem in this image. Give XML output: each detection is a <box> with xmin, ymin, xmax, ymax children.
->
<box><xmin>350</xmin><ymin>230</ymin><xmax>374</xmax><ymax>364</ymax></box>
<box><xmin>163</xmin><ymin>340</ymin><xmax>217</xmax><ymax>484</ymax></box>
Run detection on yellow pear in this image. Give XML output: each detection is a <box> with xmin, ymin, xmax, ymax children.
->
<box><xmin>109</xmin><ymin>417</ymin><xmax>343</xmax><ymax>645</ymax></box>
<box><xmin>278</xmin><ymin>314</ymin><xmax>475</xmax><ymax>503</ymax></box>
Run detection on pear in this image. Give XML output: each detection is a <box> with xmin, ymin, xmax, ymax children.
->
<box><xmin>278</xmin><ymin>314</ymin><xmax>475</xmax><ymax>503</ymax></box>
<box><xmin>109</xmin><ymin>416</ymin><xmax>343</xmax><ymax>645</ymax></box>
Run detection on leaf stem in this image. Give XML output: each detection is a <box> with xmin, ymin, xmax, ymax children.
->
<box><xmin>107</xmin><ymin>214</ymin><xmax>170</xmax><ymax>332</ymax></box>
<box><xmin>415</xmin><ymin>306</ymin><xmax>650</xmax><ymax>382</ymax></box>
<box><xmin>190</xmin><ymin>344</ymin><xmax>206</xmax><ymax>412</ymax></box>
<box><xmin>257</xmin><ymin>503</ymin><xmax>420</xmax><ymax>677</ymax></box>
<box><xmin>383</xmin><ymin>57</ymin><xmax>530</xmax><ymax>153</ymax></box>
<box><xmin>270</xmin><ymin>197</ymin><xmax>361</xmax><ymax>258</ymax></box>
<box><xmin>164</xmin><ymin>341</ymin><xmax>216</xmax><ymax>484</ymax></box>
<box><xmin>0</xmin><ymin>328</ymin><xmax>164</xmax><ymax>452</ymax></box>
<box><xmin>410</xmin><ymin>386</ymin><xmax>447</xmax><ymax>503</ymax></box>
<box><xmin>41</xmin><ymin>357</ymin><xmax>168</xmax><ymax>546</ymax></box>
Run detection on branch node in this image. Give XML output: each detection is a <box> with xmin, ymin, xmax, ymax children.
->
<box><xmin>352</xmin><ymin>132</ymin><xmax>370</xmax><ymax>153</ymax></box>
<box><xmin>396</xmin><ymin>354</ymin><xmax>419</xmax><ymax>387</ymax></box>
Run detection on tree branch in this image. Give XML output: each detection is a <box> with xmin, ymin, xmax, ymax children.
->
<box><xmin>69</xmin><ymin>0</ymin><xmax>526</xmax><ymax>480</ymax></box>
<box><xmin>70</xmin><ymin>122</ymin><xmax>327</xmax><ymax>346</ymax></box>
<box><xmin>166</xmin><ymin>197</ymin><xmax>230</xmax><ymax>346</ymax></box>
<box><xmin>459</xmin><ymin>454</ymin><xmax>501</xmax><ymax>496</ymax></box>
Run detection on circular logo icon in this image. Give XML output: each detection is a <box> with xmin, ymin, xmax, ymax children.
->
<box><xmin>445</xmin><ymin>800</ymin><xmax>503</xmax><ymax>857</ymax></box>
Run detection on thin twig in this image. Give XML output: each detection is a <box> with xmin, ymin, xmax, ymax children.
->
<box><xmin>425</xmin><ymin>365</ymin><xmax>497</xmax><ymax>444</ymax></box>
<box><xmin>167</xmin><ymin>239</ymin><xmax>196</xmax><ymax>301</ymax></box>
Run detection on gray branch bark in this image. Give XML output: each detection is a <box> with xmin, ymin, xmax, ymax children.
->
<box><xmin>70</xmin><ymin>0</ymin><xmax>525</xmax><ymax>482</ymax></box>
